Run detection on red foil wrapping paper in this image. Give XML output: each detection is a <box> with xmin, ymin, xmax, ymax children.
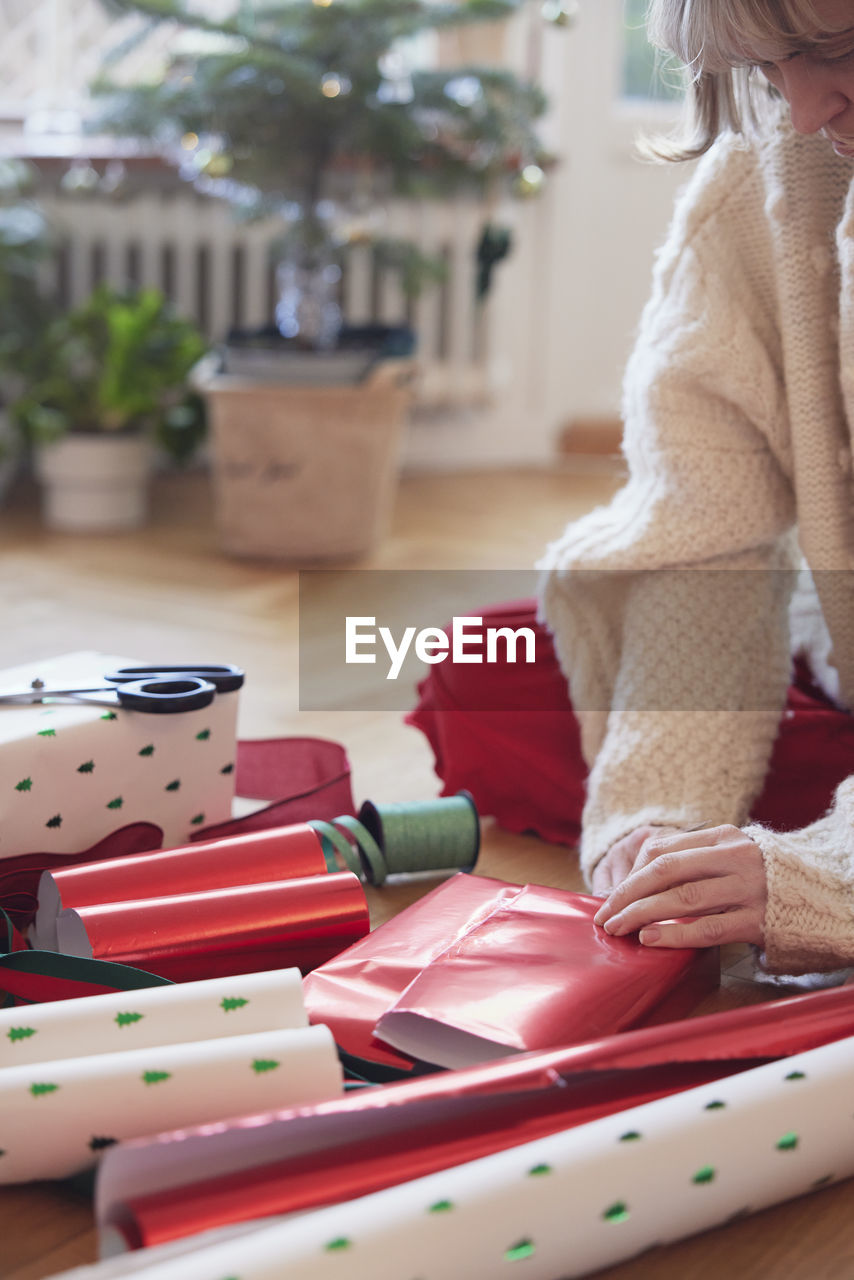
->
<box><xmin>59</xmin><ymin>871</ymin><xmax>368</xmax><ymax>982</ymax></box>
<box><xmin>376</xmin><ymin>882</ymin><xmax>718</xmax><ymax>1066</ymax></box>
<box><xmin>303</xmin><ymin>874</ymin><xmax>718</xmax><ymax>1070</ymax></box>
<box><xmin>0</xmin><ymin>823</ymin><xmax>163</xmax><ymax>930</ymax></box>
<box><xmin>37</xmin><ymin>823</ymin><xmax>328</xmax><ymax>925</ymax></box>
<box><xmin>99</xmin><ymin>982</ymin><xmax>854</xmax><ymax>1250</ymax></box>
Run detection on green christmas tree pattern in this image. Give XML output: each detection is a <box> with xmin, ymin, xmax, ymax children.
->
<box><xmin>7</xmin><ymin>1026</ymin><xmax>37</xmax><ymax>1043</ymax></box>
<box><xmin>14</xmin><ymin>777</ymin><xmax>32</xmax><ymax>792</ymax></box>
<box><xmin>89</xmin><ymin>1136</ymin><xmax>118</xmax><ymax>1151</ymax></box>
<box><xmin>37</xmin><ymin>728</ymin><xmax>56</xmax><ymax>738</ymax></box>
<box><xmin>251</xmin><ymin>1058</ymin><xmax>280</xmax><ymax>1074</ymax></box>
<box><xmin>138</xmin><ymin>744</ymin><xmax>155</xmax><ymax>757</ymax></box>
<box><xmin>46</xmin><ymin>814</ymin><xmax>62</xmax><ymax>828</ymax></box>
<box><xmin>142</xmin><ymin>1070</ymin><xmax>171</xmax><ymax>1085</ymax></box>
<box><xmin>106</xmin><ymin>797</ymin><xmax>124</xmax><ymax>810</ymax></box>
<box><xmin>165</xmin><ymin>779</ymin><xmax>181</xmax><ymax>792</ymax></box>
<box><xmin>220</xmin><ymin>763</ymin><xmax>234</xmax><ymax>775</ymax></box>
<box><xmin>221</xmin><ymin>997</ymin><xmax>249</xmax><ymax>1013</ymax></box>
<box><xmin>115</xmin><ymin>1012</ymin><xmax>144</xmax><ymax>1028</ymax></box>
<box><xmin>101</xmin><ymin>712</ymin><xmax>117</xmax><ymax>721</ymax></box>
<box><xmin>190</xmin><ymin>813</ymin><xmax>205</xmax><ymax>825</ymax></box>
<box><xmin>77</xmin><ymin>761</ymin><xmax>95</xmax><ymax>774</ymax></box>
<box><xmin>30</xmin><ymin>1082</ymin><xmax>59</xmax><ymax>1096</ymax></box>
<box><xmin>195</xmin><ymin>729</ymin><xmax>211</xmax><ymax>741</ymax></box>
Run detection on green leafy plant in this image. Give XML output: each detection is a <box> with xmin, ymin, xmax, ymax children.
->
<box><xmin>11</xmin><ymin>286</ymin><xmax>209</xmax><ymax>463</ymax></box>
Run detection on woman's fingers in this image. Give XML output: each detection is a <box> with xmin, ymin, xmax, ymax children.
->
<box><xmin>631</xmin><ymin>824</ymin><xmax>736</xmax><ymax>872</ymax></box>
<box><xmin>591</xmin><ymin>843</ymin><xmax>637</xmax><ymax>896</ymax></box>
<box><xmin>637</xmin><ymin>908</ymin><xmax>763</xmax><ymax>949</ymax></box>
<box><xmin>591</xmin><ymin>824</ymin><xmax>685</xmax><ymax>897</ymax></box>
<box><xmin>592</xmin><ymin>828</ymin><xmax>767</xmax><ymax>950</ymax></box>
<box><xmin>600</xmin><ymin>872</ymin><xmax>749</xmax><ymax>936</ymax></box>
<box><xmin>593</xmin><ymin>846</ymin><xmax>736</xmax><ymax>925</ymax></box>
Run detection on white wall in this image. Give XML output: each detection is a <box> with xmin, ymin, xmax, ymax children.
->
<box><xmin>404</xmin><ymin>2</ymin><xmax>694</xmax><ymax>469</ymax></box>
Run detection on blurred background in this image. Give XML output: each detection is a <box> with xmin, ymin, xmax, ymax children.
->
<box><xmin>0</xmin><ymin>0</ymin><xmax>691</xmax><ymax>502</ymax></box>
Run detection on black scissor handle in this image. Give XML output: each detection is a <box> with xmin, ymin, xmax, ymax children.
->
<box><xmin>106</xmin><ymin>665</ymin><xmax>245</xmax><ymax>694</ymax></box>
<box><xmin>115</xmin><ymin>677</ymin><xmax>217</xmax><ymax>714</ymax></box>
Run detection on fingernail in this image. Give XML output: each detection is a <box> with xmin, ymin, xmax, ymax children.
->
<box><xmin>639</xmin><ymin>926</ymin><xmax>661</xmax><ymax>945</ymax></box>
<box><xmin>603</xmin><ymin>917</ymin><xmax>620</xmax><ymax>935</ymax></box>
<box><xmin>593</xmin><ymin>908</ymin><xmax>606</xmax><ymax>925</ymax></box>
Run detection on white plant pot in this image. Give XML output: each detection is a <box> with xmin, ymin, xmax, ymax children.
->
<box><xmin>35</xmin><ymin>434</ymin><xmax>153</xmax><ymax>532</ymax></box>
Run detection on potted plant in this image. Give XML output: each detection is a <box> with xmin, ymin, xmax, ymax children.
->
<box><xmin>11</xmin><ymin>285</ymin><xmax>208</xmax><ymax>532</ymax></box>
<box><xmin>83</xmin><ymin>0</ymin><xmax>563</xmax><ymax>558</ymax></box>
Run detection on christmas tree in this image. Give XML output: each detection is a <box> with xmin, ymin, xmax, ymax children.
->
<box><xmin>92</xmin><ymin>0</ymin><xmax>564</xmax><ymax>343</ymax></box>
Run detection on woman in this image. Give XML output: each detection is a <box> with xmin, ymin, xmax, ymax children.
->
<box><xmin>410</xmin><ymin>0</ymin><xmax>854</xmax><ymax>973</ymax></box>
<box><xmin>547</xmin><ymin>0</ymin><xmax>854</xmax><ymax>973</ymax></box>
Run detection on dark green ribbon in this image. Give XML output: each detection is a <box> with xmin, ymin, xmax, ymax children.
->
<box><xmin>0</xmin><ymin>909</ymin><xmax>172</xmax><ymax>1008</ymax></box>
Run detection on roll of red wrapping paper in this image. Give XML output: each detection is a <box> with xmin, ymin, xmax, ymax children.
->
<box><xmin>103</xmin><ymin>982</ymin><xmax>854</xmax><ymax>1250</ymax></box>
<box><xmin>33</xmin><ymin>824</ymin><xmax>328</xmax><ymax>948</ymax></box>
<box><xmin>55</xmin><ymin>872</ymin><xmax>369</xmax><ymax>982</ymax></box>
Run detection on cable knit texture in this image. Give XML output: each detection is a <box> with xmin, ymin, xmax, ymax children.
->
<box><xmin>538</xmin><ymin>115</ymin><xmax>854</xmax><ymax>974</ymax></box>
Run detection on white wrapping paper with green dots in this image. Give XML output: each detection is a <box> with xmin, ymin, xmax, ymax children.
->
<box><xmin>0</xmin><ymin>651</ymin><xmax>238</xmax><ymax>859</ymax></box>
<box><xmin>46</xmin><ymin>1031</ymin><xmax>854</xmax><ymax>1280</ymax></box>
<box><xmin>0</xmin><ymin>968</ymin><xmax>307</xmax><ymax>1068</ymax></box>
<box><xmin>0</xmin><ymin>1022</ymin><xmax>341</xmax><ymax>1184</ymax></box>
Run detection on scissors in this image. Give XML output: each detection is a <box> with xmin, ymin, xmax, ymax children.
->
<box><xmin>0</xmin><ymin>664</ymin><xmax>245</xmax><ymax>715</ymax></box>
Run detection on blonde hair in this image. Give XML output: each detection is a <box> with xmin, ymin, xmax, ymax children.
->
<box><xmin>645</xmin><ymin>0</ymin><xmax>854</xmax><ymax>160</ymax></box>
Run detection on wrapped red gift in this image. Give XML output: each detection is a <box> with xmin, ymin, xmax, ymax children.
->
<box><xmin>31</xmin><ymin>824</ymin><xmax>328</xmax><ymax>949</ymax></box>
<box><xmin>95</xmin><ymin>982</ymin><xmax>854</xmax><ymax>1251</ymax></box>
<box><xmin>303</xmin><ymin>873</ymin><xmax>718</xmax><ymax>1072</ymax></box>
<box><xmin>46</xmin><ymin>872</ymin><xmax>369</xmax><ymax>982</ymax></box>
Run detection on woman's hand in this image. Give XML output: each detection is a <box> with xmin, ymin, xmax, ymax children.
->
<box><xmin>591</xmin><ymin>825</ymin><xmax>684</xmax><ymax>896</ymax></box>
<box><xmin>592</xmin><ymin>824</ymin><xmax>767</xmax><ymax>949</ymax></box>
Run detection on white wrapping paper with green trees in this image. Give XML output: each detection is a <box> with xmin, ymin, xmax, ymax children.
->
<box><xmin>45</xmin><ymin>1030</ymin><xmax>854</xmax><ymax>1279</ymax></box>
<box><xmin>0</xmin><ymin>652</ymin><xmax>238</xmax><ymax>857</ymax></box>
<box><xmin>0</xmin><ymin>969</ymin><xmax>341</xmax><ymax>1183</ymax></box>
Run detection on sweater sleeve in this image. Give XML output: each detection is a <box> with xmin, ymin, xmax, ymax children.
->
<box><xmin>539</xmin><ymin>143</ymin><xmax>799</xmax><ymax>881</ymax></box>
<box><xmin>745</xmin><ymin>778</ymin><xmax>854</xmax><ymax>973</ymax></box>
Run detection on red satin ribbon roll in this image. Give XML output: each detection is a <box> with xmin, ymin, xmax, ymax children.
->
<box><xmin>106</xmin><ymin>982</ymin><xmax>854</xmax><ymax>1251</ymax></box>
<box><xmin>35</xmin><ymin>824</ymin><xmax>328</xmax><ymax>939</ymax></box>
<box><xmin>57</xmin><ymin>872</ymin><xmax>368</xmax><ymax>982</ymax></box>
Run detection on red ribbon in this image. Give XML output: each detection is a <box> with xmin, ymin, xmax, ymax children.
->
<box><xmin>0</xmin><ymin>737</ymin><xmax>355</xmax><ymax>928</ymax></box>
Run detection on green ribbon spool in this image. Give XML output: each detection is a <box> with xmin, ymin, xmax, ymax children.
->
<box><xmin>310</xmin><ymin>791</ymin><xmax>479</xmax><ymax>887</ymax></box>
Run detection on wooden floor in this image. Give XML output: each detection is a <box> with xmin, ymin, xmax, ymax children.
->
<box><xmin>1</xmin><ymin>465</ymin><xmax>853</xmax><ymax>1280</ymax></box>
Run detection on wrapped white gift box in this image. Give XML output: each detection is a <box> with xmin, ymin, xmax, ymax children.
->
<box><xmin>0</xmin><ymin>652</ymin><xmax>239</xmax><ymax>859</ymax></box>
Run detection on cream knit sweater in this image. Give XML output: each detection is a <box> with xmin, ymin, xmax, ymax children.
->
<box><xmin>539</xmin><ymin>113</ymin><xmax>854</xmax><ymax>975</ymax></box>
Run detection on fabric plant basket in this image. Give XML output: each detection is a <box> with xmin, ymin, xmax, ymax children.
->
<box><xmin>34</xmin><ymin>434</ymin><xmax>152</xmax><ymax>533</ymax></box>
<box><xmin>204</xmin><ymin>364</ymin><xmax>412</xmax><ymax>562</ymax></box>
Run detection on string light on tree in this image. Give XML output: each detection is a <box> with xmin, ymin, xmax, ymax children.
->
<box><xmin>320</xmin><ymin>73</ymin><xmax>351</xmax><ymax>98</ymax></box>
<box><xmin>514</xmin><ymin>163</ymin><xmax>546</xmax><ymax>197</ymax></box>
